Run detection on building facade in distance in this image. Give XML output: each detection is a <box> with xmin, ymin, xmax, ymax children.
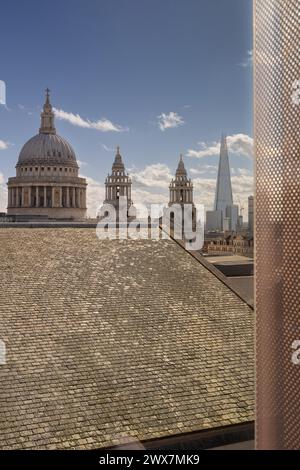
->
<box><xmin>207</xmin><ymin>234</ymin><xmax>254</xmax><ymax>257</ymax></box>
<box><xmin>7</xmin><ymin>90</ymin><xmax>87</xmax><ymax>220</ymax></box>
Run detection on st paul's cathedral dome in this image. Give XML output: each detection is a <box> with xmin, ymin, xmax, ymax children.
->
<box><xmin>7</xmin><ymin>90</ymin><xmax>87</xmax><ymax>220</ymax></box>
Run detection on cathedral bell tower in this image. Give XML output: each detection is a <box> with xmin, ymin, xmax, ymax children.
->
<box><xmin>169</xmin><ymin>154</ymin><xmax>194</xmax><ymax>206</ymax></box>
<box><xmin>103</xmin><ymin>147</ymin><xmax>133</xmax><ymax>215</ymax></box>
<box><xmin>166</xmin><ymin>154</ymin><xmax>196</xmax><ymax>234</ymax></box>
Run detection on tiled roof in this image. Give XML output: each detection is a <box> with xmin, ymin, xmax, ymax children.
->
<box><xmin>0</xmin><ymin>228</ymin><xmax>254</xmax><ymax>449</ymax></box>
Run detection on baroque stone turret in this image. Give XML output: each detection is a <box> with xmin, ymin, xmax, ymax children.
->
<box><xmin>104</xmin><ymin>146</ymin><xmax>133</xmax><ymax>213</ymax></box>
<box><xmin>169</xmin><ymin>154</ymin><xmax>193</xmax><ymax>206</ymax></box>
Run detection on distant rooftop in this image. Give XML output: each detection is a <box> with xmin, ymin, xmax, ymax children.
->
<box><xmin>205</xmin><ymin>255</ymin><xmax>253</xmax><ymax>264</ymax></box>
<box><xmin>0</xmin><ymin>229</ymin><xmax>254</xmax><ymax>449</ymax></box>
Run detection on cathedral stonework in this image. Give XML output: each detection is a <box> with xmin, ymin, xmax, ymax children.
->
<box><xmin>7</xmin><ymin>90</ymin><xmax>87</xmax><ymax>220</ymax></box>
<box><xmin>167</xmin><ymin>154</ymin><xmax>196</xmax><ymax>232</ymax></box>
<box><xmin>103</xmin><ymin>146</ymin><xmax>133</xmax><ymax>213</ymax></box>
<box><xmin>169</xmin><ymin>154</ymin><xmax>194</xmax><ymax>206</ymax></box>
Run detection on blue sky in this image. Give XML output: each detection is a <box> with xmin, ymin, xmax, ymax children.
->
<box><xmin>0</xmin><ymin>0</ymin><xmax>253</xmax><ymax>216</ymax></box>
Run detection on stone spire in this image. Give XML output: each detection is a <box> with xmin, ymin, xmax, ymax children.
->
<box><xmin>176</xmin><ymin>154</ymin><xmax>187</xmax><ymax>177</ymax></box>
<box><xmin>39</xmin><ymin>88</ymin><xmax>56</xmax><ymax>135</ymax></box>
<box><xmin>214</xmin><ymin>134</ymin><xmax>233</xmax><ymax>216</ymax></box>
<box><xmin>112</xmin><ymin>145</ymin><xmax>125</xmax><ymax>170</ymax></box>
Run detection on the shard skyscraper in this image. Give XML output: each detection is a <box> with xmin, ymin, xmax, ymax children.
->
<box><xmin>206</xmin><ymin>135</ymin><xmax>238</xmax><ymax>232</ymax></box>
<box><xmin>214</xmin><ymin>134</ymin><xmax>233</xmax><ymax>216</ymax></box>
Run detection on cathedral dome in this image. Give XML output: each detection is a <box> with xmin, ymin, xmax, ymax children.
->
<box><xmin>7</xmin><ymin>90</ymin><xmax>87</xmax><ymax>221</ymax></box>
<box><xmin>17</xmin><ymin>88</ymin><xmax>78</xmax><ymax>168</ymax></box>
<box><xmin>17</xmin><ymin>133</ymin><xmax>78</xmax><ymax>167</ymax></box>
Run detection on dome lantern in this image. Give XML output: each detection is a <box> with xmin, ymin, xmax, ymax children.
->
<box><xmin>39</xmin><ymin>88</ymin><xmax>56</xmax><ymax>135</ymax></box>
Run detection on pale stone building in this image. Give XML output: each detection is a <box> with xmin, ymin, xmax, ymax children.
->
<box><xmin>169</xmin><ymin>154</ymin><xmax>193</xmax><ymax>206</ymax></box>
<box><xmin>103</xmin><ymin>146</ymin><xmax>133</xmax><ymax>215</ymax></box>
<box><xmin>166</xmin><ymin>155</ymin><xmax>196</xmax><ymax>234</ymax></box>
<box><xmin>7</xmin><ymin>90</ymin><xmax>87</xmax><ymax>220</ymax></box>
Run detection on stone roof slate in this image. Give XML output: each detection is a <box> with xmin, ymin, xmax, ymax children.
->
<box><xmin>0</xmin><ymin>228</ymin><xmax>254</xmax><ymax>449</ymax></box>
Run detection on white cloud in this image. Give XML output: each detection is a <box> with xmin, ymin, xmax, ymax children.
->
<box><xmin>0</xmin><ymin>173</ymin><xmax>7</xmax><ymax>212</ymax></box>
<box><xmin>187</xmin><ymin>141</ymin><xmax>220</xmax><ymax>159</ymax></box>
<box><xmin>239</xmin><ymin>50</ymin><xmax>253</xmax><ymax>68</ymax></box>
<box><xmin>192</xmin><ymin>177</ymin><xmax>217</xmax><ymax>210</ymax></box>
<box><xmin>53</xmin><ymin>108</ymin><xmax>127</xmax><ymax>133</ymax></box>
<box><xmin>187</xmin><ymin>133</ymin><xmax>253</xmax><ymax>159</ymax></box>
<box><xmin>129</xmin><ymin>163</ymin><xmax>171</xmax><ymax>207</ymax></box>
<box><xmin>101</xmin><ymin>143</ymin><xmax>114</xmax><ymax>152</ymax></box>
<box><xmin>80</xmin><ymin>175</ymin><xmax>105</xmax><ymax>218</ymax></box>
<box><xmin>133</xmin><ymin>187</ymin><xmax>169</xmax><ymax>207</ymax></box>
<box><xmin>130</xmin><ymin>163</ymin><xmax>173</xmax><ymax>189</ymax></box>
<box><xmin>190</xmin><ymin>164</ymin><xmax>218</xmax><ymax>176</ymax></box>
<box><xmin>235</xmin><ymin>167</ymin><xmax>252</xmax><ymax>177</ymax></box>
<box><xmin>0</xmin><ymin>140</ymin><xmax>10</xmax><ymax>150</ymax></box>
<box><xmin>157</xmin><ymin>112</ymin><xmax>184</xmax><ymax>131</ymax></box>
<box><xmin>0</xmin><ymin>80</ymin><xmax>6</xmax><ymax>106</ymax></box>
<box><xmin>77</xmin><ymin>160</ymin><xmax>88</xmax><ymax>168</ymax></box>
<box><xmin>227</xmin><ymin>134</ymin><xmax>253</xmax><ymax>158</ymax></box>
<box><xmin>231</xmin><ymin>170</ymin><xmax>254</xmax><ymax>220</ymax></box>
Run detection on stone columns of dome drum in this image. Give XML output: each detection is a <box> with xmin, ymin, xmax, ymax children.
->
<box><xmin>66</xmin><ymin>187</ymin><xmax>70</xmax><ymax>208</ymax></box>
<box><xmin>44</xmin><ymin>187</ymin><xmax>47</xmax><ymax>207</ymax></box>
<box><xmin>72</xmin><ymin>188</ymin><xmax>76</xmax><ymax>208</ymax></box>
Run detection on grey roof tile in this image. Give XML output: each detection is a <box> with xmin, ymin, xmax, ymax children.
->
<box><xmin>0</xmin><ymin>228</ymin><xmax>254</xmax><ymax>449</ymax></box>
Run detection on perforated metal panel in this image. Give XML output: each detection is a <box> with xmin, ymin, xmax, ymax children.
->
<box><xmin>255</xmin><ymin>0</ymin><xmax>300</xmax><ymax>450</ymax></box>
